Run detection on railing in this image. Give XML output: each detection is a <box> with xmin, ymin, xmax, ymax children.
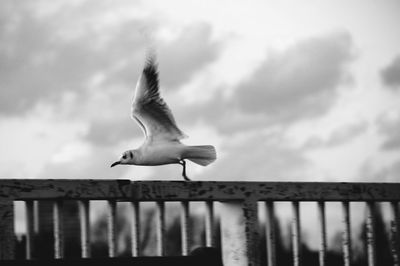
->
<box><xmin>0</xmin><ymin>180</ymin><xmax>400</xmax><ymax>266</ymax></box>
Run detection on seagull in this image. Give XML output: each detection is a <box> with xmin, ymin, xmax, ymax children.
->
<box><xmin>110</xmin><ymin>54</ymin><xmax>216</xmax><ymax>181</ymax></box>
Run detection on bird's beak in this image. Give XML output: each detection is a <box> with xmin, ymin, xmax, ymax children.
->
<box><xmin>110</xmin><ymin>161</ymin><xmax>121</xmax><ymax>168</ymax></box>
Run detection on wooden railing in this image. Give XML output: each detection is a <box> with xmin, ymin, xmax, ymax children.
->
<box><xmin>0</xmin><ymin>179</ymin><xmax>400</xmax><ymax>266</ymax></box>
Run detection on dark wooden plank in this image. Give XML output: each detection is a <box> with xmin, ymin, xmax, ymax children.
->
<box><xmin>2</xmin><ymin>180</ymin><xmax>400</xmax><ymax>201</ymax></box>
<box><xmin>0</xmin><ymin>200</ymin><xmax>15</xmax><ymax>260</ymax></box>
<box><xmin>0</xmin><ymin>179</ymin><xmax>130</xmax><ymax>200</ymax></box>
<box><xmin>131</xmin><ymin>181</ymin><xmax>400</xmax><ymax>201</ymax></box>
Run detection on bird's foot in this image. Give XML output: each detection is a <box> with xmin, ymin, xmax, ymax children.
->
<box><xmin>179</xmin><ymin>160</ymin><xmax>191</xmax><ymax>181</ymax></box>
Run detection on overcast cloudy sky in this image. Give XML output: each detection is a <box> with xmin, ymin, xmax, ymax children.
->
<box><xmin>1</xmin><ymin>0</ymin><xmax>400</xmax><ymax>183</ymax></box>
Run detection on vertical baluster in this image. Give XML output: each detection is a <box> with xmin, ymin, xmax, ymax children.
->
<box><xmin>130</xmin><ymin>201</ymin><xmax>140</xmax><ymax>257</ymax></box>
<box><xmin>53</xmin><ymin>200</ymin><xmax>64</xmax><ymax>259</ymax></box>
<box><xmin>205</xmin><ymin>201</ymin><xmax>215</xmax><ymax>247</ymax></box>
<box><xmin>33</xmin><ymin>201</ymin><xmax>39</xmax><ymax>235</ymax></box>
<box><xmin>266</xmin><ymin>201</ymin><xmax>276</xmax><ymax>266</ymax></box>
<box><xmin>107</xmin><ymin>200</ymin><xmax>117</xmax><ymax>258</ymax></box>
<box><xmin>220</xmin><ymin>199</ymin><xmax>261</xmax><ymax>266</ymax></box>
<box><xmin>292</xmin><ymin>201</ymin><xmax>301</xmax><ymax>266</ymax></box>
<box><xmin>318</xmin><ymin>201</ymin><xmax>327</xmax><ymax>266</ymax></box>
<box><xmin>0</xmin><ymin>200</ymin><xmax>15</xmax><ymax>260</ymax></box>
<box><xmin>25</xmin><ymin>200</ymin><xmax>34</xmax><ymax>259</ymax></box>
<box><xmin>78</xmin><ymin>200</ymin><xmax>91</xmax><ymax>258</ymax></box>
<box><xmin>156</xmin><ymin>201</ymin><xmax>166</xmax><ymax>256</ymax></box>
<box><xmin>342</xmin><ymin>201</ymin><xmax>352</xmax><ymax>266</ymax></box>
<box><xmin>366</xmin><ymin>202</ymin><xmax>376</xmax><ymax>266</ymax></box>
<box><xmin>390</xmin><ymin>201</ymin><xmax>400</xmax><ymax>266</ymax></box>
<box><xmin>181</xmin><ymin>201</ymin><xmax>191</xmax><ymax>255</ymax></box>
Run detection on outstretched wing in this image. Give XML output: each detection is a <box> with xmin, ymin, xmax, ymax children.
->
<box><xmin>131</xmin><ymin>55</ymin><xmax>186</xmax><ymax>142</ymax></box>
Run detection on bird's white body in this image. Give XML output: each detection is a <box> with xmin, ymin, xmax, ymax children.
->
<box><xmin>133</xmin><ymin>141</ymin><xmax>186</xmax><ymax>166</ymax></box>
<box><xmin>111</xmin><ymin>53</ymin><xmax>216</xmax><ymax>180</ymax></box>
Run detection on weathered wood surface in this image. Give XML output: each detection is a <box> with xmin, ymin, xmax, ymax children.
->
<box><xmin>317</xmin><ymin>201</ymin><xmax>327</xmax><ymax>266</ymax></box>
<box><xmin>25</xmin><ymin>200</ymin><xmax>34</xmax><ymax>259</ymax></box>
<box><xmin>78</xmin><ymin>200</ymin><xmax>91</xmax><ymax>258</ymax></box>
<box><xmin>107</xmin><ymin>200</ymin><xmax>117</xmax><ymax>258</ymax></box>
<box><xmin>180</xmin><ymin>201</ymin><xmax>191</xmax><ymax>255</ymax></box>
<box><xmin>342</xmin><ymin>201</ymin><xmax>352</xmax><ymax>266</ymax></box>
<box><xmin>0</xmin><ymin>179</ymin><xmax>130</xmax><ymax>200</ymax></box>
<box><xmin>130</xmin><ymin>201</ymin><xmax>140</xmax><ymax>257</ymax></box>
<box><xmin>220</xmin><ymin>200</ymin><xmax>260</xmax><ymax>266</ymax></box>
<box><xmin>0</xmin><ymin>200</ymin><xmax>15</xmax><ymax>260</ymax></box>
<box><xmin>53</xmin><ymin>201</ymin><xmax>64</xmax><ymax>259</ymax></box>
<box><xmin>366</xmin><ymin>202</ymin><xmax>377</xmax><ymax>266</ymax></box>
<box><xmin>292</xmin><ymin>202</ymin><xmax>301</xmax><ymax>266</ymax></box>
<box><xmin>130</xmin><ymin>181</ymin><xmax>400</xmax><ymax>201</ymax></box>
<box><xmin>265</xmin><ymin>201</ymin><xmax>276</xmax><ymax>266</ymax></box>
<box><xmin>2</xmin><ymin>180</ymin><xmax>400</xmax><ymax>201</ymax></box>
<box><xmin>205</xmin><ymin>201</ymin><xmax>215</xmax><ymax>247</ymax></box>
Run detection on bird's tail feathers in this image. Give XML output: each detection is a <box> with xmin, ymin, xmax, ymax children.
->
<box><xmin>184</xmin><ymin>145</ymin><xmax>216</xmax><ymax>166</ymax></box>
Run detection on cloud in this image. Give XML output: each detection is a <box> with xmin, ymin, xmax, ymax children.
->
<box><xmin>234</xmin><ymin>32</ymin><xmax>354</xmax><ymax>120</ymax></box>
<box><xmin>39</xmin><ymin>145</ymin><xmax>127</xmax><ymax>179</ymax></box>
<box><xmin>177</xmin><ymin>32</ymin><xmax>355</xmax><ymax>135</ymax></box>
<box><xmin>376</xmin><ymin>110</ymin><xmax>400</xmax><ymax>150</ymax></box>
<box><xmin>381</xmin><ymin>55</ymin><xmax>400</xmax><ymax>89</ymax></box>
<box><xmin>159</xmin><ymin>23</ymin><xmax>221</xmax><ymax>89</ymax></box>
<box><xmin>303</xmin><ymin>121</ymin><xmax>368</xmax><ymax>149</ymax></box>
<box><xmin>196</xmin><ymin>132</ymin><xmax>310</xmax><ymax>181</ymax></box>
<box><xmin>359</xmin><ymin>158</ymin><xmax>400</xmax><ymax>182</ymax></box>
<box><xmin>0</xmin><ymin>0</ymin><xmax>221</xmax><ymax>116</ymax></box>
<box><xmin>0</xmin><ymin>1</ymin><xmax>147</xmax><ymax>115</ymax></box>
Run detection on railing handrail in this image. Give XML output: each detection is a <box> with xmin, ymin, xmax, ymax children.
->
<box><xmin>1</xmin><ymin>179</ymin><xmax>400</xmax><ymax>265</ymax></box>
<box><xmin>1</xmin><ymin>179</ymin><xmax>400</xmax><ymax>201</ymax></box>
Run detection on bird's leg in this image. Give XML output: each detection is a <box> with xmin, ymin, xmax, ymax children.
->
<box><xmin>179</xmin><ymin>159</ymin><xmax>190</xmax><ymax>181</ymax></box>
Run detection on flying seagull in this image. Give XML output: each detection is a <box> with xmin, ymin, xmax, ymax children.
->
<box><xmin>110</xmin><ymin>54</ymin><xmax>216</xmax><ymax>181</ymax></box>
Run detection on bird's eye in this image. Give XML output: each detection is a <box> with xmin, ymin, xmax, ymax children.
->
<box><xmin>122</xmin><ymin>155</ymin><xmax>127</xmax><ymax>160</ymax></box>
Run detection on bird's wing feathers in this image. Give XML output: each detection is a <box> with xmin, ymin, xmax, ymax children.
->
<box><xmin>131</xmin><ymin>56</ymin><xmax>186</xmax><ymax>142</ymax></box>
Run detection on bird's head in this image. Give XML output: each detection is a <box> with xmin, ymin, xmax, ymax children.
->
<box><xmin>110</xmin><ymin>150</ymin><xmax>136</xmax><ymax>167</ymax></box>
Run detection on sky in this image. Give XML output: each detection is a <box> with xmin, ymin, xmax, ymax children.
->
<box><xmin>1</xmin><ymin>0</ymin><xmax>400</xmax><ymax>184</ymax></box>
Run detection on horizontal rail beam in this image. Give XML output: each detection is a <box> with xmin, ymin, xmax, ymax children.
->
<box><xmin>130</xmin><ymin>181</ymin><xmax>400</xmax><ymax>201</ymax></box>
<box><xmin>0</xmin><ymin>179</ymin><xmax>130</xmax><ymax>200</ymax></box>
<box><xmin>2</xmin><ymin>180</ymin><xmax>400</xmax><ymax>201</ymax></box>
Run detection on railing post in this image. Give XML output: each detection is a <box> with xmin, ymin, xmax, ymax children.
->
<box><xmin>366</xmin><ymin>202</ymin><xmax>376</xmax><ymax>266</ymax></box>
<box><xmin>0</xmin><ymin>200</ymin><xmax>15</xmax><ymax>260</ymax></box>
<box><xmin>342</xmin><ymin>201</ymin><xmax>352</xmax><ymax>266</ymax></box>
<box><xmin>265</xmin><ymin>201</ymin><xmax>276</xmax><ymax>266</ymax></box>
<box><xmin>292</xmin><ymin>201</ymin><xmax>301</xmax><ymax>266</ymax></box>
<box><xmin>78</xmin><ymin>200</ymin><xmax>91</xmax><ymax>258</ymax></box>
<box><xmin>205</xmin><ymin>201</ymin><xmax>215</xmax><ymax>247</ymax></box>
<box><xmin>219</xmin><ymin>199</ymin><xmax>260</xmax><ymax>266</ymax></box>
<box><xmin>390</xmin><ymin>201</ymin><xmax>400</xmax><ymax>266</ymax></box>
<box><xmin>25</xmin><ymin>200</ymin><xmax>34</xmax><ymax>259</ymax></box>
<box><xmin>53</xmin><ymin>200</ymin><xmax>64</xmax><ymax>259</ymax></box>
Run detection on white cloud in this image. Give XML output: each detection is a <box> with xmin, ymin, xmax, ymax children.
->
<box><xmin>376</xmin><ymin>109</ymin><xmax>400</xmax><ymax>150</ymax></box>
<box><xmin>381</xmin><ymin>55</ymin><xmax>400</xmax><ymax>89</ymax></box>
<box><xmin>51</xmin><ymin>141</ymin><xmax>91</xmax><ymax>163</ymax></box>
